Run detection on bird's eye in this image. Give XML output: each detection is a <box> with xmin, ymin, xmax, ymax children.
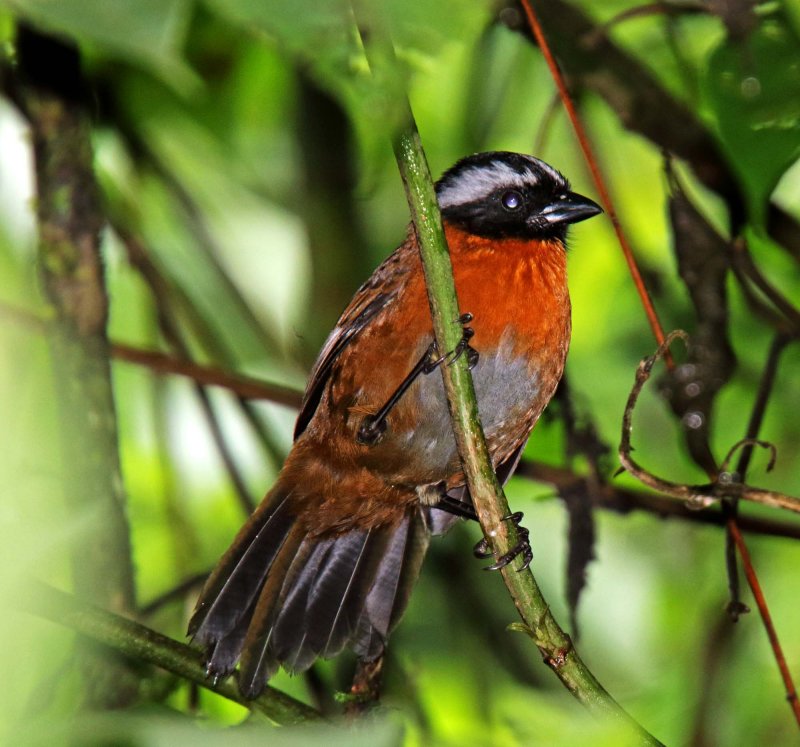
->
<box><xmin>501</xmin><ymin>190</ymin><xmax>523</xmax><ymax>211</ymax></box>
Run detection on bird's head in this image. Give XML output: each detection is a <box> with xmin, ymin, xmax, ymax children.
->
<box><xmin>436</xmin><ymin>151</ymin><xmax>602</xmax><ymax>243</ymax></box>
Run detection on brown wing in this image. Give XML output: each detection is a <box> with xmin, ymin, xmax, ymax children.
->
<box><xmin>293</xmin><ymin>231</ymin><xmax>416</xmax><ymax>440</ymax></box>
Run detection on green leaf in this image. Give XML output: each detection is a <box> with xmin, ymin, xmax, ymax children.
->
<box><xmin>200</xmin><ymin>0</ymin><xmax>490</xmax><ymax>138</ymax></box>
<box><xmin>201</xmin><ymin>0</ymin><xmax>362</xmax><ymax>96</ymax></box>
<box><xmin>704</xmin><ymin>12</ymin><xmax>800</xmax><ymax>223</ymax></box>
<box><xmin>2</xmin><ymin>0</ymin><xmax>198</xmax><ymax>90</ymax></box>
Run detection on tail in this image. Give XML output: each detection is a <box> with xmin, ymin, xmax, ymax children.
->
<box><xmin>188</xmin><ymin>486</ymin><xmax>436</xmax><ymax>699</ymax></box>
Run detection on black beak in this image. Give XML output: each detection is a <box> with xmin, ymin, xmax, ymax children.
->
<box><xmin>539</xmin><ymin>191</ymin><xmax>603</xmax><ymax>226</ymax></box>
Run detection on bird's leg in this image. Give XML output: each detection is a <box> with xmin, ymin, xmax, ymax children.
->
<box><xmin>433</xmin><ymin>492</ymin><xmax>479</xmax><ymax>521</ymax></box>
<box><xmin>473</xmin><ymin>511</ymin><xmax>533</xmax><ymax>572</ymax></box>
<box><xmin>357</xmin><ymin>313</ymin><xmax>478</xmax><ymax>445</ymax></box>
<box><xmin>357</xmin><ymin>341</ymin><xmax>439</xmax><ymax>444</ymax></box>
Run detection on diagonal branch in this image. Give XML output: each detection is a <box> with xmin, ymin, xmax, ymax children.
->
<box><xmin>521</xmin><ymin>0</ymin><xmax>668</xmax><ymax>355</ymax></box>
<box><xmin>21</xmin><ymin>581</ymin><xmax>318</xmax><ymax>725</ymax></box>
<box><xmin>517</xmin><ymin>461</ymin><xmax>800</xmax><ymax>541</ymax></box>
<box><xmin>390</xmin><ymin>117</ymin><xmax>663</xmax><ymax>744</ymax></box>
<box><xmin>351</xmin><ymin>5</ymin><xmax>659</xmax><ymax>738</ymax></box>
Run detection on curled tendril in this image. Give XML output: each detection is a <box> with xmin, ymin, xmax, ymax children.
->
<box><xmin>718</xmin><ymin>438</ymin><xmax>778</xmax><ymax>482</ymax></box>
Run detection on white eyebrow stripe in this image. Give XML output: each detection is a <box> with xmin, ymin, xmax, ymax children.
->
<box><xmin>436</xmin><ymin>158</ymin><xmax>564</xmax><ymax>209</ymax></box>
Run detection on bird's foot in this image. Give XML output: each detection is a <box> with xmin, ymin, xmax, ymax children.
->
<box><xmin>473</xmin><ymin>511</ymin><xmax>533</xmax><ymax>572</ymax></box>
<box><xmin>423</xmin><ymin>312</ymin><xmax>479</xmax><ymax>372</ymax></box>
<box><xmin>448</xmin><ymin>312</ymin><xmax>479</xmax><ymax>369</ymax></box>
<box><xmin>357</xmin><ymin>414</ymin><xmax>388</xmax><ymax>445</ymax></box>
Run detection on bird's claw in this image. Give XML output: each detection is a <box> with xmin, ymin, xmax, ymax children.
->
<box><xmin>448</xmin><ymin>312</ymin><xmax>479</xmax><ymax>370</ymax></box>
<box><xmin>473</xmin><ymin>511</ymin><xmax>533</xmax><ymax>572</ymax></box>
<box><xmin>356</xmin><ymin>415</ymin><xmax>387</xmax><ymax>445</ymax></box>
<box><xmin>449</xmin><ymin>332</ymin><xmax>479</xmax><ymax>370</ymax></box>
<box><xmin>422</xmin><ymin>312</ymin><xmax>480</xmax><ymax>372</ymax></box>
<box><xmin>473</xmin><ymin>537</ymin><xmax>493</xmax><ymax>559</ymax></box>
<box><xmin>204</xmin><ymin>662</ymin><xmax>222</xmax><ymax>686</ymax></box>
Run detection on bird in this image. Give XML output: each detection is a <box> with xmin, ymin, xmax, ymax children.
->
<box><xmin>188</xmin><ymin>151</ymin><xmax>602</xmax><ymax>698</ymax></box>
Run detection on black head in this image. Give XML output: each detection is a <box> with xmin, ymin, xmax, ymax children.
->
<box><xmin>436</xmin><ymin>151</ymin><xmax>602</xmax><ymax>242</ymax></box>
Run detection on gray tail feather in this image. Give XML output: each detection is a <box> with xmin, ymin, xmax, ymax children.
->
<box><xmin>189</xmin><ymin>491</ymin><xmax>435</xmax><ymax>699</ymax></box>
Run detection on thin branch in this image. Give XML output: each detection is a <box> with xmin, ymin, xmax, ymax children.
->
<box><xmin>520</xmin><ymin>10</ymin><xmax>799</xmax><ymax>720</ymax></box>
<box><xmin>727</xmin><ymin>522</ymin><xmax>800</xmax><ymax>724</ymax></box>
<box><xmin>521</xmin><ymin>0</ymin><xmax>670</xmax><ymax>363</ymax></box>
<box><xmin>722</xmin><ymin>332</ymin><xmax>799</xmax><ymax>720</ymax></box>
<box><xmin>20</xmin><ymin>581</ymin><xmax>319</xmax><ymax>725</ymax></box>
<box><xmin>138</xmin><ymin>572</ymin><xmax>208</xmax><ymax>617</ymax></box>
<box><xmin>112</xmin><ymin>122</ymin><xmax>283</xmax><ymax>357</ymax></box>
<box><xmin>734</xmin><ymin>334</ymin><xmax>792</xmax><ymax>479</ymax></box>
<box><xmin>589</xmin><ymin>1</ymin><xmax>707</xmax><ymax>41</ymax></box>
<box><xmin>729</xmin><ymin>238</ymin><xmax>800</xmax><ymax>336</ymax></box>
<box><xmin>505</xmin><ymin>0</ymin><xmax>744</xmax><ymax>222</ymax></box>
<box><xmin>687</xmin><ymin>606</ymin><xmax>738</xmax><ymax>746</ymax></box>
<box><xmin>112</xmin><ymin>344</ymin><xmax>304</xmax><ymax>408</ymax></box>
<box><xmin>620</xmin><ymin>330</ymin><xmax>800</xmax><ymax>720</ymax></box>
<box><xmin>516</xmin><ymin>461</ymin><xmax>800</xmax><ymax>541</ymax></box>
<box><xmin>6</xmin><ymin>299</ymin><xmax>796</xmax><ymax>541</ymax></box>
<box><xmin>121</xmin><ymin>233</ymin><xmax>257</xmax><ymax>515</ymax></box>
<box><xmin>723</xmin><ymin>334</ymin><xmax>792</xmax><ymax>609</ymax></box>
<box><xmin>396</xmin><ymin>127</ymin><xmax>660</xmax><ymax>741</ymax></box>
<box><xmin>0</xmin><ymin>302</ymin><xmax>305</xmax><ymax>409</ymax></box>
<box><xmin>532</xmin><ymin>91</ymin><xmax>561</xmax><ymax>156</ymax></box>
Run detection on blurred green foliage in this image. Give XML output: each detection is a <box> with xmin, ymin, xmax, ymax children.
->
<box><xmin>1</xmin><ymin>1</ymin><xmax>800</xmax><ymax>745</ymax></box>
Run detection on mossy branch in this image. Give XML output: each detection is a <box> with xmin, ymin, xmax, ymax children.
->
<box><xmin>18</xmin><ymin>25</ymin><xmax>136</xmax><ymax>616</ymax></box>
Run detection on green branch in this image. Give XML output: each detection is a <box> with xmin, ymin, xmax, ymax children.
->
<box><xmin>392</xmin><ymin>127</ymin><xmax>663</xmax><ymax>745</ymax></box>
<box><xmin>22</xmin><ymin>581</ymin><xmax>319</xmax><ymax>725</ymax></box>
<box><xmin>351</xmin><ymin>8</ymin><xmax>658</xmax><ymax>736</ymax></box>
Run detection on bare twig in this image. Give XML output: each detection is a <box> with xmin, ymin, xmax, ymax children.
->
<box><xmin>734</xmin><ymin>335</ymin><xmax>792</xmax><ymax>479</ymax></box>
<box><xmin>6</xmin><ymin>301</ymin><xmax>798</xmax><ymax>540</ymax></box>
<box><xmin>0</xmin><ymin>302</ymin><xmax>305</xmax><ymax>408</ymax></box>
<box><xmin>727</xmin><ymin>522</ymin><xmax>800</xmax><ymax>724</ymax></box>
<box><xmin>505</xmin><ymin>0</ymin><xmax>744</xmax><ymax>222</ymax></box>
<box><xmin>620</xmin><ymin>331</ymin><xmax>800</xmax><ymax>720</ymax></box>
<box><xmin>516</xmin><ymin>9</ymin><xmax>799</xmax><ymax>718</ymax></box>
<box><xmin>121</xmin><ymin>233</ymin><xmax>257</xmax><ymax>515</ymax></box>
<box><xmin>516</xmin><ymin>461</ymin><xmax>800</xmax><ymax>541</ymax></box>
<box><xmin>138</xmin><ymin>572</ymin><xmax>208</xmax><ymax>617</ymax></box>
<box><xmin>112</xmin><ymin>344</ymin><xmax>304</xmax><ymax>408</ymax></box>
<box><xmin>619</xmin><ymin>332</ymin><xmax>800</xmax><ymax>515</ymax></box>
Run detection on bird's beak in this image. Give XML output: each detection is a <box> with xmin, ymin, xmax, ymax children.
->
<box><xmin>539</xmin><ymin>191</ymin><xmax>603</xmax><ymax>226</ymax></box>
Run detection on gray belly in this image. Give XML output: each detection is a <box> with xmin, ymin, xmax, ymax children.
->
<box><xmin>397</xmin><ymin>327</ymin><xmax>541</xmax><ymax>481</ymax></box>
